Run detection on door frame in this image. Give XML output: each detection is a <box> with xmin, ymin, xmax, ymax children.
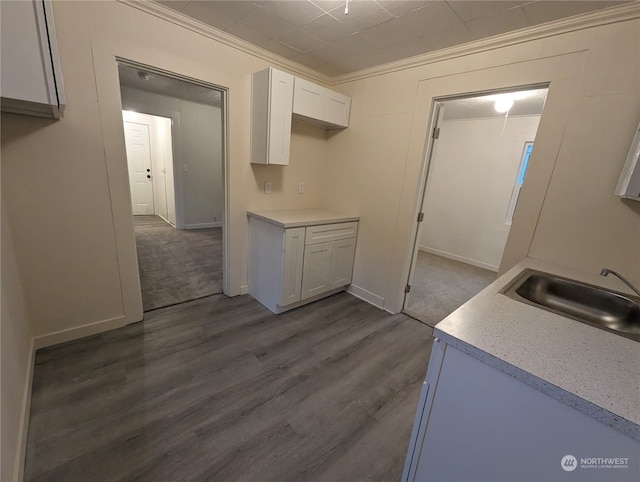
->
<box><xmin>109</xmin><ymin>57</ymin><xmax>230</xmax><ymax>324</ymax></box>
<box><xmin>117</xmin><ymin>57</ymin><xmax>230</xmax><ymax>299</ymax></box>
<box><xmin>402</xmin><ymin>83</ymin><xmax>550</xmax><ymax>312</ymax></box>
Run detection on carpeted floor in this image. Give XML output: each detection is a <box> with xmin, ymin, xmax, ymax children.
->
<box><xmin>133</xmin><ymin>216</ymin><xmax>223</xmax><ymax>311</ymax></box>
<box><xmin>404</xmin><ymin>251</ymin><xmax>497</xmax><ymax>327</ymax></box>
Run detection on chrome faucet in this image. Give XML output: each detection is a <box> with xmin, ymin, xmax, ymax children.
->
<box><xmin>600</xmin><ymin>268</ymin><xmax>640</xmax><ymax>297</ymax></box>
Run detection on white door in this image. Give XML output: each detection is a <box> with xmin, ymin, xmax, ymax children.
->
<box><xmin>124</xmin><ymin>121</ymin><xmax>154</xmax><ymax>215</ymax></box>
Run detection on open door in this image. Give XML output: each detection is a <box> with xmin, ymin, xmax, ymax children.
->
<box><xmin>403</xmin><ymin>87</ymin><xmax>549</xmax><ymax>326</ymax></box>
<box><xmin>403</xmin><ymin>102</ymin><xmax>445</xmax><ymax>310</ymax></box>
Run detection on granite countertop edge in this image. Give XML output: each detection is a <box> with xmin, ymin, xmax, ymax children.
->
<box><xmin>432</xmin><ymin>257</ymin><xmax>640</xmax><ymax>441</ymax></box>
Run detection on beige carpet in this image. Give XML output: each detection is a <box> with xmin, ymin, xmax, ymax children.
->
<box><xmin>134</xmin><ymin>216</ymin><xmax>223</xmax><ymax>311</ymax></box>
<box><xmin>404</xmin><ymin>251</ymin><xmax>496</xmax><ymax>327</ymax></box>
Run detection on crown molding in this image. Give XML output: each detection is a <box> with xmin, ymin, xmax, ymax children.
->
<box><xmin>333</xmin><ymin>2</ymin><xmax>640</xmax><ymax>84</ymax></box>
<box><xmin>118</xmin><ymin>0</ymin><xmax>639</xmax><ymax>86</ymax></box>
<box><xmin>116</xmin><ymin>0</ymin><xmax>333</xmax><ymax>84</ymax></box>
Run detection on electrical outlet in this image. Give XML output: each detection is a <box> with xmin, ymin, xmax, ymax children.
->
<box><xmin>183</xmin><ymin>164</ymin><xmax>188</xmax><ymax>172</ymax></box>
<box><xmin>298</xmin><ymin>181</ymin><xmax>305</xmax><ymax>194</ymax></box>
<box><xmin>264</xmin><ymin>181</ymin><xmax>272</xmax><ymax>194</ymax></box>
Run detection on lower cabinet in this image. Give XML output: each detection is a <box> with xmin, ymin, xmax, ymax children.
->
<box><xmin>403</xmin><ymin>340</ymin><xmax>640</xmax><ymax>482</ymax></box>
<box><xmin>248</xmin><ymin>217</ymin><xmax>357</xmax><ymax>314</ymax></box>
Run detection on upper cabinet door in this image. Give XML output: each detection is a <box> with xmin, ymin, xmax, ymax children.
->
<box><xmin>251</xmin><ymin>67</ymin><xmax>294</xmax><ymax>165</ymax></box>
<box><xmin>293</xmin><ymin>77</ymin><xmax>351</xmax><ymax>129</ymax></box>
<box><xmin>323</xmin><ymin>91</ymin><xmax>351</xmax><ymax>128</ymax></box>
<box><xmin>292</xmin><ymin>77</ymin><xmax>323</xmax><ymax>120</ymax></box>
<box><xmin>0</xmin><ymin>0</ymin><xmax>66</xmax><ymax>118</ymax></box>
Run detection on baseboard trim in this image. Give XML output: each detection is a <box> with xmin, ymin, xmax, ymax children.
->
<box><xmin>183</xmin><ymin>222</ymin><xmax>222</xmax><ymax>229</ymax></box>
<box><xmin>14</xmin><ymin>339</ymin><xmax>35</xmax><ymax>482</ymax></box>
<box><xmin>418</xmin><ymin>246</ymin><xmax>499</xmax><ymax>273</ymax></box>
<box><xmin>347</xmin><ymin>284</ymin><xmax>385</xmax><ymax>310</ymax></box>
<box><xmin>33</xmin><ymin>315</ymin><xmax>129</xmax><ymax>349</ymax></box>
<box><xmin>239</xmin><ymin>284</ymin><xmax>249</xmax><ymax>295</ymax></box>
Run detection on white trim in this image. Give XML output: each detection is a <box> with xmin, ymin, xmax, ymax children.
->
<box><xmin>347</xmin><ymin>283</ymin><xmax>385</xmax><ymax>310</ymax></box>
<box><xmin>333</xmin><ymin>3</ymin><xmax>640</xmax><ymax>83</ymax></box>
<box><xmin>240</xmin><ymin>284</ymin><xmax>249</xmax><ymax>295</ymax></box>
<box><xmin>183</xmin><ymin>222</ymin><xmax>222</xmax><ymax>229</ymax></box>
<box><xmin>33</xmin><ymin>315</ymin><xmax>130</xmax><ymax>350</ymax></box>
<box><xmin>117</xmin><ymin>0</ymin><xmax>332</xmax><ymax>84</ymax></box>
<box><xmin>418</xmin><ymin>246</ymin><xmax>499</xmax><ymax>273</ymax></box>
<box><xmin>13</xmin><ymin>339</ymin><xmax>35</xmax><ymax>482</ymax></box>
<box><xmin>118</xmin><ymin>1</ymin><xmax>639</xmax><ymax>86</ymax></box>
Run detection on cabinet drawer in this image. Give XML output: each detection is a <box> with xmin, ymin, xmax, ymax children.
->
<box><xmin>305</xmin><ymin>222</ymin><xmax>358</xmax><ymax>245</ymax></box>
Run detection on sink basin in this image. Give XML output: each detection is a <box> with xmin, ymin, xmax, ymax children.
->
<box><xmin>501</xmin><ymin>269</ymin><xmax>640</xmax><ymax>341</ymax></box>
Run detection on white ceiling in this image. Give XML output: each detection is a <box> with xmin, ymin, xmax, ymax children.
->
<box><xmin>155</xmin><ymin>0</ymin><xmax>631</xmax><ymax>76</ymax></box>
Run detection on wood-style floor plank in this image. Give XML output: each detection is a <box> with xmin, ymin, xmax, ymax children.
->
<box><xmin>25</xmin><ymin>292</ymin><xmax>433</xmax><ymax>481</ymax></box>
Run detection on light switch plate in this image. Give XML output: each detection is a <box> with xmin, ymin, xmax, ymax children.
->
<box><xmin>298</xmin><ymin>182</ymin><xmax>305</xmax><ymax>194</ymax></box>
<box><xmin>264</xmin><ymin>181</ymin><xmax>272</xmax><ymax>194</ymax></box>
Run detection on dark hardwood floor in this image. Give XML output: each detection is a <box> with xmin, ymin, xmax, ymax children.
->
<box><xmin>25</xmin><ymin>292</ymin><xmax>433</xmax><ymax>481</ymax></box>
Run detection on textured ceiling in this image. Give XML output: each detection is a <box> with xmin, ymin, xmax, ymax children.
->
<box><xmin>155</xmin><ymin>0</ymin><xmax>631</xmax><ymax>76</ymax></box>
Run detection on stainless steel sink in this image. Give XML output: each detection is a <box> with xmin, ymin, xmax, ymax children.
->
<box><xmin>501</xmin><ymin>269</ymin><xmax>640</xmax><ymax>341</ymax></box>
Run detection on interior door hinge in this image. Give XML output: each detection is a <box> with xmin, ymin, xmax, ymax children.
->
<box><xmin>432</xmin><ymin>127</ymin><xmax>440</xmax><ymax>139</ymax></box>
<box><xmin>417</xmin><ymin>212</ymin><xmax>424</xmax><ymax>223</ymax></box>
<box><xmin>405</xmin><ymin>284</ymin><xmax>411</xmax><ymax>294</ymax></box>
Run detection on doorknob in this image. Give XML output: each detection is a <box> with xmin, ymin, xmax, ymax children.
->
<box><xmin>146</xmin><ymin>168</ymin><xmax>150</xmax><ymax>172</ymax></box>
<box><xmin>147</xmin><ymin>174</ymin><xmax>151</xmax><ymax>179</ymax></box>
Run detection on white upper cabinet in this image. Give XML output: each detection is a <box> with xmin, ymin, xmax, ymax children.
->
<box><xmin>293</xmin><ymin>77</ymin><xmax>351</xmax><ymax>129</ymax></box>
<box><xmin>251</xmin><ymin>67</ymin><xmax>294</xmax><ymax>165</ymax></box>
<box><xmin>1</xmin><ymin>0</ymin><xmax>66</xmax><ymax>119</ymax></box>
<box><xmin>615</xmin><ymin>121</ymin><xmax>640</xmax><ymax>201</ymax></box>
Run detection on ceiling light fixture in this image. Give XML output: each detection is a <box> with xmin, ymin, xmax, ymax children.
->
<box><xmin>494</xmin><ymin>97</ymin><xmax>514</xmax><ymax>113</ymax></box>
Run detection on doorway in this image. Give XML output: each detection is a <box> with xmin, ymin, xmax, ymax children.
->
<box><xmin>404</xmin><ymin>86</ymin><xmax>549</xmax><ymax>326</ymax></box>
<box><xmin>118</xmin><ymin>61</ymin><xmax>226</xmax><ymax>312</ymax></box>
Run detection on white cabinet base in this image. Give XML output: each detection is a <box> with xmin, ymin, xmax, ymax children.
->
<box><xmin>248</xmin><ymin>212</ymin><xmax>358</xmax><ymax>314</ymax></box>
<box><xmin>272</xmin><ymin>287</ymin><xmax>346</xmax><ymax>314</ymax></box>
<box><xmin>403</xmin><ymin>340</ymin><xmax>640</xmax><ymax>482</ymax></box>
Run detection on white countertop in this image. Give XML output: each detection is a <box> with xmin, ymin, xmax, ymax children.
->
<box><xmin>434</xmin><ymin>257</ymin><xmax>640</xmax><ymax>440</ymax></box>
<box><xmin>247</xmin><ymin>208</ymin><xmax>359</xmax><ymax>228</ymax></box>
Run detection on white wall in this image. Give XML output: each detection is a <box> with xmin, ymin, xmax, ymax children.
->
<box><xmin>1</xmin><ymin>201</ymin><xmax>34</xmax><ymax>482</ymax></box>
<box><xmin>327</xmin><ymin>17</ymin><xmax>640</xmax><ymax>312</ymax></box>
<box><xmin>121</xmin><ymin>86</ymin><xmax>223</xmax><ymax>228</ymax></box>
<box><xmin>420</xmin><ymin>115</ymin><xmax>541</xmax><ymax>271</ymax></box>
